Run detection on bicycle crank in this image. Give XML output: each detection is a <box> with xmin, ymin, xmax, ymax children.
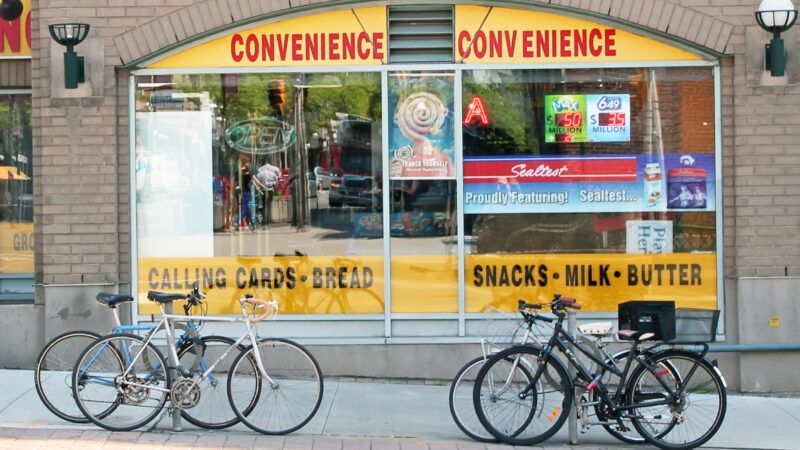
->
<box><xmin>170</xmin><ymin>379</ymin><xmax>201</xmax><ymax>409</ymax></box>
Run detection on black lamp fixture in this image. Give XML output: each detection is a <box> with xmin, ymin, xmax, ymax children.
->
<box><xmin>49</xmin><ymin>23</ymin><xmax>90</xmax><ymax>89</ymax></box>
<box><xmin>0</xmin><ymin>0</ymin><xmax>23</xmax><ymax>22</ymax></box>
<box><xmin>755</xmin><ymin>0</ymin><xmax>798</xmax><ymax>77</ymax></box>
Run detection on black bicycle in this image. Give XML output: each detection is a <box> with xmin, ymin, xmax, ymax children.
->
<box><xmin>472</xmin><ymin>294</ymin><xmax>726</xmax><ymax>450</ymax></box>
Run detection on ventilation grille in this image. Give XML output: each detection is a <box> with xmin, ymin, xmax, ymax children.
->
<box><xmin>388</xmin><ymin>5</ymin><xmax>454</xmax><ymax>64</ymax></box>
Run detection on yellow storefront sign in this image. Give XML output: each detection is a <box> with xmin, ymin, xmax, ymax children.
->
<box><xmin>138</xmin><ymin>256</ymin><xmax>385</xmax><ymax>315</ymax></box>
<box><xmin>466</xmin><ymin>253</ymin><xmax>716</xmax><ymax>312</ymax></box>
<box><xmin>455</xmin><ymin>5</ymin><xmax>702</xmax><ymax>63</ymax></box>
<box><xmin>138</xmin><ymin>253</ymin><xmax>715</xmax><ymax>315</ymax></box>
<box><xmin>148</xmin><ymin>7</ymin><xmax>386</xmax><ymax>68</ymax></box>
<box><xmin>0</xmin><ymin>0</ymin><xmax>31</xmax><ymax>58</ymax></box>
<box><xmin>0</xmin><ymin>222</ymin><xmax>34</xmax><ymax>273</ymax></box>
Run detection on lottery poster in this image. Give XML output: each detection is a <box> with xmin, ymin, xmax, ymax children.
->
<box><xmin>544</xmin><ymin>94</ymin><xmax>630</xmax><ymax>143</ymax></box>
<box><xmin>388</xmin><ymin>73</ymin><xmax>455</xmax><ymax>179</ymax></box>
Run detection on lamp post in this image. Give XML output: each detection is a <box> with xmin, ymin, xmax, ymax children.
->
<box><xmin>755</xmin><ymin>0</ymin><xmax>798</xmax><ymax>77</ymax></box>
<box><xmin>48</xmin><ymin>23</ymin><xmax>91</xmax><ymax>89</ymax></box>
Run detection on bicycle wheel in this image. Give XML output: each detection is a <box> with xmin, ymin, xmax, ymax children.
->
<box><xmin>449</xmin><ymin>357</ymin><xmax>498</xmax><ymax>443</ymax></box>
<box><xmin>177</xmin><ymin>335</ymin><xmax>260</xmax><ymax>429</ymax></box>
<box><xmin>473</xmin><ymin>345</ymin><xmax>572</xmax><ymax>446</ymax></box>
<box><xmin>227</xmin><ymin>338</ymin><xmax>323</xmax><ymax>435</ymax></box>
<box><xmin>627</xmin><ymin>350</ymin><xmax>726</xmax><ymax>450</ymax></box>
<box><xmin>595</xmin><ymin>348</ymin><xmax>680</xmax><ymax>444</ymax></box>
<box><xmin>34</xmin><ymin>331</ymin><xmax>101</xmax><ymax>423</ymax></box>
<box><xmin>72</xmin><ymin>333</ymin><xmax>171</xmax><ymax>432</ymax></box>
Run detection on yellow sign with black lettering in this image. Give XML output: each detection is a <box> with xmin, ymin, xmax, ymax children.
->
<box><xmin>138</xmin><ymin>256</ymin><xmax>384</xmax><ymax>315</ymax></box>
<box><xmin>0</xmin><ymin>222</ymin><xmax>34</xmax><ymax>273</ymax></box>
<box><xmin>466</xmin><ymin>253</ymin><xmax>716</xmax><ymax>312</ymax></box>
<box><xmin>137</xmin><ymin>253</ymin><xmax>715</xmax><ymax>315</ymax></box>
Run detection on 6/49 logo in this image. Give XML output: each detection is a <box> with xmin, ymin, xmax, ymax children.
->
<box><xmin>596</xmin><ymin>96</ymin><xmax>622</xmax><ymax>111</ymax></box>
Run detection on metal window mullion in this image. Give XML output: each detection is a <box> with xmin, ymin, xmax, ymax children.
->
<box><xmin>129</xmin><ymin>74</ymin><xmax>139</xmax><ymax>325</ymax></box>
<box><xmin>714</xmin><ymin>63</ymin><xmax>724</xmax><ymax>336</ymax></box>
<box><xmin>381</xmin><ymin>69</ymin><xmax>391</xmax><ymax>339</ymax></box>
<box><xmin>455</xmin><ymin>69</ymin><xmax>465</xmax><ymax>337</ymax></box>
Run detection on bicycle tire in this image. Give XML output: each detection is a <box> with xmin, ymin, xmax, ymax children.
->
<box><xmin>227</xmin><ymin>337</ymin><xmax>323</xmax><ymax>435</ymax></box>
<box><xmin>449</xmin><ymin>357</ymin><xmax>498</xmax><ymax>443</ymax></box>
<box><xmin>72</xmin><ymin>333</ymin><xmax>171</xmax><ymax>432</ymax></box>
<box><xmin>473</xmin><ymin>345</ymin><xmax>572</xmax><ymax>446</ymax></box>
<box><xmin>34</xmin><ymin>331</ymin><xmax>101</xmax><ymax>423</ymax></box>
<box><xmin>595</xmin><ymin>348</ymin><xmax>681</xmax><ymax>444</ymax></box>
<box><xmin>177</xmin><ymin>335</ymin><xmax>260</xmax><ymax>430</ymax></box>
<box><xmin>627</xmin><ymin>350</ymin><xmax>726</xmax><ymax>450</ymax></box>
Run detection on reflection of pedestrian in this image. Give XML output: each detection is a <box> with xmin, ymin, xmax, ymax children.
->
<box><xmin>252</xmin><ymin>162</ymin><xmax>281</xmax><ymax>225</ymax></box>
<box><xmin>669</xmin><ymin>184</ymin><xmax>693</xmax><ymax>208</ymax></box>
<box><xmin>238</xmin><ymin>157</ymin><xmax>254</xmax><ymax>230</ymax></box>
<box><xmin>693</xmin><ymin>186</ymin><xmax>706</xmax><ymax>207</ymax></box>
<box><xmin>400</xmin><ymin>179</ymin><xmax>420</xmax><ymax>233</ymax></box>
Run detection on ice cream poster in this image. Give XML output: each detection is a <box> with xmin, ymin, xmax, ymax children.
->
<box><xmin>389</xmin><ymin>73</ymin><xmax>455</xmax><ymax>179</ymax></box>
<box><xmin>463</xmin><ymin>153</ymin><xmax>715</xmax><ymax>214</ymax></box>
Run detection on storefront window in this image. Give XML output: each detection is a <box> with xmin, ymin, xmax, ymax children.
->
<box><xmin>0</xmin><ymin>93</ymin><xmax>33</xmax><ymax>301</ymax></box>
<box><xmin>388</xmin><ymin>71</ymin><xmax>458</xmax><ymax>313</ymax></box>
<box><xmin>135</xmin><ymin>73</ymin><xmax>384</xmax><ymax>314</ymax></box>
<box><xmin>462</xmin><ymin>67</ymin><xmax>717</xmax><ymax>312</ymax></box>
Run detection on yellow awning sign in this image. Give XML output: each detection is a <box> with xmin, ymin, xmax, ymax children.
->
<box><xmin>147</xmin><ymin>7</ymin><xmax>387</xmax><ymax>68</ymax></box>
<box><xmin>455</xmin><ymin>5</ymin><xmax>702</xmax><ymax>63</ymax></box>
<box><xmin>0</xmin><ymin>222</ymin><xmax>33</xmax><ymax>273</ymax></box>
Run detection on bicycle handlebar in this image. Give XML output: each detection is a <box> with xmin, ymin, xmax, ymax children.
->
<box><xmin>240</xmin><ymin>295</ymin><xmax>278</xmax><ymax>322</ymax></box>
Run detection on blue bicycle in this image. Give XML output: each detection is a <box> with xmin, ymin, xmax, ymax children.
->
<box><xmin>34</xmin><ymin>287</ymin><xmax>250</xmax><ymax>429</ymax></box>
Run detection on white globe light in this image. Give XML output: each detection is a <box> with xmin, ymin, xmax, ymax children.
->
<box><xmin>757</xmin><ymin>0</ymin><xmax>797</xmax><ymax>29</ymax></box>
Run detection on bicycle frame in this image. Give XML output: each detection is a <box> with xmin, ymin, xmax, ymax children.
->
<box><xmin>522</xmin><ymin>315</ymin><xmax>710</xmax><ymax>416</ymax></box>
<box><xmin>113</xmin><ymin>302</ymin><xmax>276</xmax><ymax>396</ymax></box>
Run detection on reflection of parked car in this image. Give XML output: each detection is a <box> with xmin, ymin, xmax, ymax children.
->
<box><xmin>313</xmin><ymin>166</ymin><xmax>339</xmax><ymax>190</ymax></box>
<box><xmin>329</xmin><ymin>174</ymin><xmax>379</xmax><ymax>209</ymax></box>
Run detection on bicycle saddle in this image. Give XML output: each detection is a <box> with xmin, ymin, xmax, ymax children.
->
<box><xmin>578</xmin><ymin>321</ymin><xmax>613</xmax><ymax>336</ymax></box>
<box><xmin>146</xmin><ymin>291</ymin><xmax>186</xmax><ymax>303</ymax></box>
<box><xmin>95</xmin><ymin>292</ymin><xmax>134</xmax><ymax>308</ymax></box>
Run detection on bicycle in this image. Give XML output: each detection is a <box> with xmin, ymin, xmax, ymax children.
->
<box><xmin>70</xmin><ymin>290</ymin><xmax>324</xmax><ymax>434</ymax></box>
<box><xmin>449</xmin><ymin>302</ymin><xmax>673</xmax><ymax>444</ymax></box>
<box><xmin>34</xmin><ymin>288</ymin><xmax>243</xmax><ymax>429</ymax></box>
<box><xmin>473</xmin><ymin>294</ymin><xmax>726</xmax><ymax>450</ymax></box>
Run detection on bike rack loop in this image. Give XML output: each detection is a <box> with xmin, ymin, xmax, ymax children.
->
<box><xmin>567</xmin><ymin>310</ymin><xmax>579</xmax><ymax>445</ymax></box>
<box><xmin>165</xmin><ymin>301</ymin><xmax>183</xmax><ymax>431</ymax></box>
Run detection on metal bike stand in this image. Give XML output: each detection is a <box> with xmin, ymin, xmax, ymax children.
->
<box><xmin>164</xmin><ymin>302</ymin><xmax>183</xmax><ymax>431</ymax></box>
<box><xmin>567</xmin><ymin>310</ymin><xmax>578</xmax><ymax>445</ymax></box>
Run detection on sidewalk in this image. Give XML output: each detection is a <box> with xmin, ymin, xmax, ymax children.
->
<box><xmin>0</xmin><ymin>369</ymin><xmax>798</xmax><ymax>449</ymax></box>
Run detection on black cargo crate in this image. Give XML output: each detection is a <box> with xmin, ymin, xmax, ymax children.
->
<box><xmin>670</xmin><ymin>308</ymin><xmax>720</xmax><ymax>343</ymax></box>
<box><xmin>618</xmin><ymin>301</ymin><xmax>676</xmax><ymax>341</ymax></box>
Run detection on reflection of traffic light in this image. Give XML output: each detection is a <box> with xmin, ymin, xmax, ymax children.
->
<box><xmin>268</xmin><ymin>79</ymin><xmax>287</xmax><ymax>116</ymax></box>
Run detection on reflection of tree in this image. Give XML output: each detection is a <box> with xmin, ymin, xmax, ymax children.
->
<box><xmin>302</xmin><ymin>73</ymin><xmax>380</xmax><ymax>132</ymax></box>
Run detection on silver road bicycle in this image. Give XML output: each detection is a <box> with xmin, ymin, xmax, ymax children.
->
<box><xmin>71</xmin><ymin>290</ymin><xmax>323</xmax><ymax>434</ymax></box>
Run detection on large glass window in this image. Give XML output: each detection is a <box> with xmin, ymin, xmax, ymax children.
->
<box><xmin>462</xmin><ymin>67</ymin><xmax>717</xmax><ymax>312</ymax></box>
<box><xmin>135</xmin><ymin>73</ymin><xmax>384</xmax><ymax>314</ymax></box>
<box><xmin>0</xmin><ymin>93</ymin><xmax>33</xmax><ymax>301</ymax></box>
<box><xmin>388</xmin><ymin>71</ymin><xmax>458</xmax><ymax>313</ymax></box>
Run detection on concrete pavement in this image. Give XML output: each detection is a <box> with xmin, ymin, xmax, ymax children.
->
<box><xmin>0</xmin><ymin>369</ymin><xmax>798</xmax><ymax>449</ymax></box>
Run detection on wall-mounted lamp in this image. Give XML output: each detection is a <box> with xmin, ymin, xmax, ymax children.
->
<box><xmin>755</xmin><ymin>0</ymin><xmax>798</xmax><ymax>77</ymax></box>
<box><xmin>0</xmin><ymin>0</ymin><xmax>23</xmax><ymax>21</ymax></box>
<box><xmin>48</xmin><ymin>23</ymin><xmax>90</xmax><ymax>89</ymax></box>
